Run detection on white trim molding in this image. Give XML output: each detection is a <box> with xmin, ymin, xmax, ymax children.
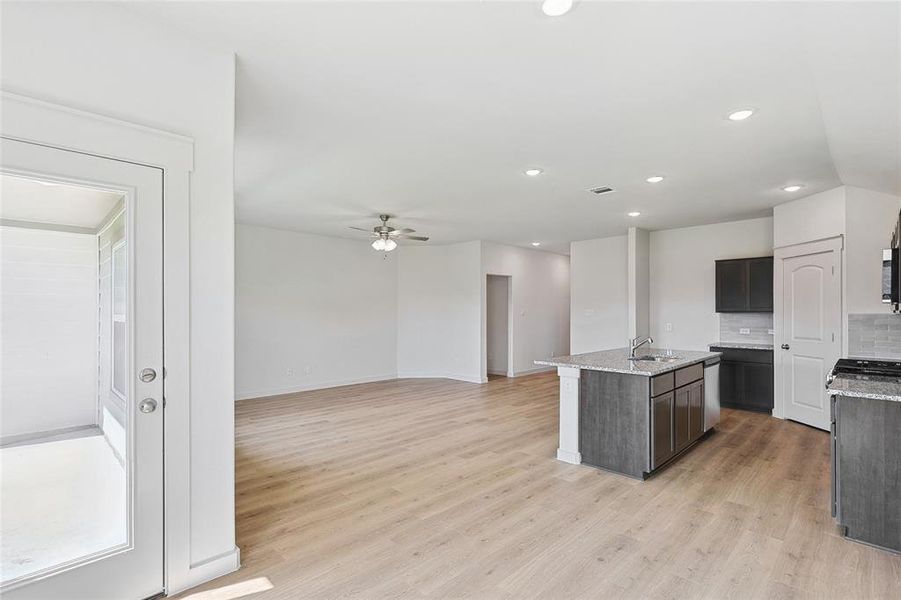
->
<box><xmin>236</xmin><ymin>374</ymin><xmax>399</xmax><ymax>401</ymax></box>
<box><xmin>1</xmin><ymin>91</ymin><xmax>237</xmax><ymax>594</ymax></box>
<box><xmin>555</xmin><ymin>366</ymin><xmax>582</xmax><ymax>464</ymax></box>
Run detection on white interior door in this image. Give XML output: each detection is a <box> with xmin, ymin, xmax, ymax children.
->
<box><xmin>779</xmin><ymin>248</ymin><xmax>840</xmax><ymax>431</ymax></box>
<box><xmin>1</xmin><ymin>138</ymin><xmax>163</xmax><ymax>599</ymax></box>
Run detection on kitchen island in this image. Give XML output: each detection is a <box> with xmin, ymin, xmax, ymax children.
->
<box><xmin>536</xmin><ymin>348</ymin><xmax>721</xmax><ymax>479</ymax></box>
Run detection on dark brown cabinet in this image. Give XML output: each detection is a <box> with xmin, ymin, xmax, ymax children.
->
<box><xmin>650</xmin><ymin>368</ymin><xmax>705</xmax><ymax>470</ymax></box>
<box><xmin>710</xmin><ymin>346</ymin><xmax>774</xmax><ymax>412</ymax></box>
<box><xmin>674</xmin><ymin>385</ymin><xmax>690</xmax><ymax>451</ymax></box>
<box><xmin>651</xmin><ymin>392</ymin><xmax>674</xmax><ymax>468</ymax></box>
<box><xmin>688</xmin><ymin>381</ymin><xmax>704</xmax><ymax>440</ymax></box>
<box><xmin>715</xmin><ymin>256</ymin><xmax>773</xmax><ymax>313</ymax></box>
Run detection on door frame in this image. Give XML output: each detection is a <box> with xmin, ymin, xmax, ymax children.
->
<box><xmin>772</xmin><ymin>235</ymin><xmax>843</xmax><ymax>421</ymax></box>
<box><xmin>1</xmin><ymin>91</ymin><xmax>238</xmax><ymax>593</ymax></box>
<box><xmin>485</xmin><ymin>274</ymin><xmax>514</xmax><ymax>378</ymax></box>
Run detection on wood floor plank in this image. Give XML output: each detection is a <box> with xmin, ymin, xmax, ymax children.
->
<box><xmin>175</xmin><ymin>373</ymin><xmax>901</xmax><ymax>599</ymax></box>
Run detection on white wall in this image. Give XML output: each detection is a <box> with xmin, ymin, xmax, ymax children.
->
<box><xmin>397</xmin><ymin>241</ymin><xmax>483</xmax><ymax>383</ymax></box>
<box><xmin>773</xmin><ymin>185</ymin><xmax>901</xmax><ymax>355</ymax></box>
<box><xmin>845</xmin><ymin>186</ymin><xmax>901</xmax><ymax>313</ymax></box>
<box><xmin>0</xmin><ymin>226</ymin><xmax>98</xmax><ymax>439</ymax></box>
<box><xmin>235</xmin><ymin>225</ymin><xmax>398</xmax><ymax>398</ymax></box>
<box><xmin>1</xmin><ymin>1</ymin><xmax>237</xmax><ymax>584</ymax></box>
<box><xmin>570</xmin><ymin>236</ymin><xmax>628</xmax><ymax>354</ymax></box>
<box><xmin>650</xmin><ymin>217</ymin><xmax>774</xmax><ymax>351</ymax></box>
<box><xmin>628</xmin><ymin>227</ymin><xmax>650</xmax><ymax>339</ymax></box>
<box><xmin>773</xmin><ymin>186</ymin><xmax>846</xmax><ymax>248</ymax></box>
<box><xmin>486</xmin><ymin>275</ymin><xmax>510</xmax><ymax>375</ymax></box>
<box><xmin>481</xmin><ymin>242</ymin><xmax>570</xmax><ymax>377</ymax></box>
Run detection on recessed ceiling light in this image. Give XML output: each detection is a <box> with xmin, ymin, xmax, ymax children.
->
<box><xmin>524</xmin><ymin>168</ymin><xmax>543</xmax><ymax>177</ymax></box>
<box><xmin>646</xmin><ymin>176</ymin><xmax>665</xmax><ymax>183</ymax></box>
<box><xmin>782</xmin><ymin>185</ymin><xmax>803</xmax><ymax>192</ymax></box>
<box><xmin>531</xmin><ymin>242</ymin><xmax>541</xmax><ymax>247</ymax></box>
<box><xmin>542</xmin><ymin>0</ymin><xmax>573</xmax><ymax>17</ymax></box>
<box><xmin>728</xmin><ymin>109</ymin><xmax>755</xmax><ymax>121</ymax></box>
<box><xmin>628</xmin><ymin>211</ymin><xmax>641</xmax><ymax>217</ymax></box>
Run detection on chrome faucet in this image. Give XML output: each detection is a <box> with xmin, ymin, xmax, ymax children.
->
<box><xmin>629</xmin><ymin>336</ymin><xmax>654</xmax><ymax>358</ymax></box>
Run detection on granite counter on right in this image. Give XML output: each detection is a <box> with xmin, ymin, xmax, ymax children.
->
<box><xmin>827</xmin><ymin>372</ymin><xmax>901</xmax><ymax>554</ymax></box>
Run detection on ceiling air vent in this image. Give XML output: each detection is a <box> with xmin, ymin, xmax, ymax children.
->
<box><xmin>587</xmin><ymin>186</ymin><xmax>616</xmax><ymax>195</ymax></box>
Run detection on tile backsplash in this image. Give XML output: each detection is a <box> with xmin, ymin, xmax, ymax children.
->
<box><xmin>719</xmin><ymin>313</ymin><xmax>774</xmax><ymax>344</ymax></box>
<box><xmin>848</xmin><ymin>313</ymin><xmax>901</xmax><ymax>359</ymax></box>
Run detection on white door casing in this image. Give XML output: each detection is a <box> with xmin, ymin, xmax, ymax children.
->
<box><xmin>773</xmin><ymin>237</ymin><xmax>842</xmax><ymax>431</ymax></box>
<box><xmin>2</xmin><ymin>91</ymin><xmax>238</xmax><ymax>596</ymax></box>
<box><xmin>1</xmin><ymin>139</ymin><xmax>164</xmax><ymax>598</ymax></box>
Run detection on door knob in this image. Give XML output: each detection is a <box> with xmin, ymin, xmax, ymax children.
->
<box><xmin>139</xmin><ymin>399</ymin><xmax>158</xmax><ymax>414</ymax></box>
<box><xmin>140</xmin><ymin>368</ymin><xmax>157</xmax><ymax>383</ymax></box>
<box><xmin>781</xmin><ymin>344</ymin><xmax>790</xmax><ymax>350</ymax></box>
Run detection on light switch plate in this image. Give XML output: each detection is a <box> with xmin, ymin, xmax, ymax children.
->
<box><xmin>739</xmin><ymin>328</ymin><xmax>751</xmax><ymax>335</ymax></box>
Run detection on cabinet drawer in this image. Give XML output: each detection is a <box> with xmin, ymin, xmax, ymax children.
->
<box><xmin>711</xmin><ymin>347</ymin><xmax>773</xmax><ymax>364</ymax></box>
<box><xmin>650</xmin><ymin>372</ymin><xmax>674</xmax><ymax>397</ymax></box>
<box><xmin>674</xmin><ymin>363</ymin><xmax>703</xmax><ymax>388</ymax></box>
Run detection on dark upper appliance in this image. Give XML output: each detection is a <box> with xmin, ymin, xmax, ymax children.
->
<box><xmin>883</xmin><ymin>210</ymin><xmax>901</xmax><ymax>312</ymax></box>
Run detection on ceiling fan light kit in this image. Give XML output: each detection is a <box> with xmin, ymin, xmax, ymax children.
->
<box><xmin>350</xmin><ymin>214</ymin><xmax>429</xmax><ymax>252</ymax></box>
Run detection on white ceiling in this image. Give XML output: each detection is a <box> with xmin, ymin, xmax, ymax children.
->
<box><xmin>133</xmin><ymin>1</ymin><xmax>900</xmax><ymax>255</ymax></box>
<box><xmin>0</xmin><ymin>174</ymin><xmax>123</xmax><ymax>229</ymax></box>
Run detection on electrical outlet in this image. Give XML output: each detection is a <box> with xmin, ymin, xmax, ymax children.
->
<box><xmin>304</xmin><ymin>366</ymin><xmax>312</xmax><ymax>375</ymax></box>
<box><xmin>665</xmin><ymin>323</ymin><xmax>673</xmax><ymax>332</ymax></box>
<box><xmin>286</xmin><ymin>368</ymin><xmax>294</xmax><ymax>376</ymax></box>
<box><xmin>767</xmin><ymin>329</ymin><xmax>774</xmax><ymax>335</ymax></box>
<box><xmin>739</xmin><ymin>328</ymin><xmax>751</xmax><ymax>335</ymax></box>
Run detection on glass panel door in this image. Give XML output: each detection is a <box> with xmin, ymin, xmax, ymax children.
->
<box><xmin>0</xmin><ymin>138</ymin><xmax>163</xmax><ymax>600</ymax></box>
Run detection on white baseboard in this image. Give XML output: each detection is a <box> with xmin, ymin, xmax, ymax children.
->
<box><xmin>512</xmin><ymin>365</ymin><xmax>556</xmax><ymax>377</ymax></box>
<box><xmin>235</xmin><ymin>374</ymin><xmax>398</xmax><ymax>401</ymax></box>
<box><xmin>396</xmin><ymin>372</ymin><xmax>487</xmax><ymax>384</ymax></box>
<box><xmin>0</xmin><ymin>424</ymin><xmax>98</xmax><ymax>448</ymax></box>
<box><xmin>169</xmin><ymin>546</ymin><xmax>241</xmax><ymax>596</ymax></box>
<box><xmin>556</xmin><ymin>449</ymin><xmax>582</xmax><ymax>464</ymax></box>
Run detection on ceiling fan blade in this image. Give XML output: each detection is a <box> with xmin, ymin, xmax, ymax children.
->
<box><xmin>349</xmin><ymin>226</ymin><xmax>375</xmax><ymax>233</ymax></box>
<box><xmin>398</xmin><ymin>235</ymin><xmax>429</xmax><ymax>241</ymax></box>
<box><xmin>389</xmin><ymin>228</ymin><xmax>415</xmax><ymax>236</ymax></box>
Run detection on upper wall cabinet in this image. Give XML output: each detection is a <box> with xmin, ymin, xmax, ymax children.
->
<box><xmin>715</xmin><ymin>257</ymin><xmax>773</xmax><ymax>313</ymax></box>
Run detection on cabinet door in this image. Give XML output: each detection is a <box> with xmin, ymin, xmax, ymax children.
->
<box><xmin>748</xmin><ymin>257</ymin><xmax>774</xmax><ymax>312</ymax></box>
<box><xmin>742</xmin><ymin>362</ymin><xmax>774</xmax><ymax>411</ymax></box>
<box><xmin>651</xmin><ymin>392</ymin><xmax>675</xmax><ymax>469</ymax></box>
<box><xmin>674</xmin><ymin>386</ymin><xmax>691</xmax><ymax>451</ymax></box>
<box><xmin>715</xmin><ymin>260</ymin><xmax>748</xmax><ymax>312</ymax></box>
<box><xmin>719</xmin><ymin>360</ymin><xmax>742</xmax><ymax>407</ymax></box>
<box><xmin>689</xmin><ymin>381</ymin><xmax>704</xmax><ymax>440</ymax></box>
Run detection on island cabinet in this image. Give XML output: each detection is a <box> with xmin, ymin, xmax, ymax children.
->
<box><xmin>650</xmin><ymin>365</ymin><xmax>705</xmax><ymax>470</ymax></box>
<box><xmin>580</xmin><ymin>362</ymin><xmax>707</xmax><ymax>479</ymax></box>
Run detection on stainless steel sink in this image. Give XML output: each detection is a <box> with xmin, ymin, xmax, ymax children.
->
<box><xmin>628</xmin><ymin>355</ymin><xmax>680</xmax><ymax>362</ymax></box>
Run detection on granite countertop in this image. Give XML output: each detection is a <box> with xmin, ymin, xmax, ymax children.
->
<box><xmin>535</xmin><ymin>348</ymin><xmax>721</xmax><ymax>376</ymax></box>
<box><xmin>709</xmin><ymin>342</ymin><xmax>774</xmax><ymax>351</ymax></box>
<box><xmin>828</xmin><ymin>374</ymin><xmax>901</xmax><ymax>403</ymax></box>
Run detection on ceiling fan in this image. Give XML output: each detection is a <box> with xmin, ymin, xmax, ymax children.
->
<box><xmin>350</xmin><ymin>214</ymin><xmax>429</xmax><ymax>252</ymax></box>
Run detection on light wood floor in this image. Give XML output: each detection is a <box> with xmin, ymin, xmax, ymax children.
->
<box><xmin>178</xmin><ymin>373</ymin><xmax>901</xmax><ymax>599</ymax></box>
